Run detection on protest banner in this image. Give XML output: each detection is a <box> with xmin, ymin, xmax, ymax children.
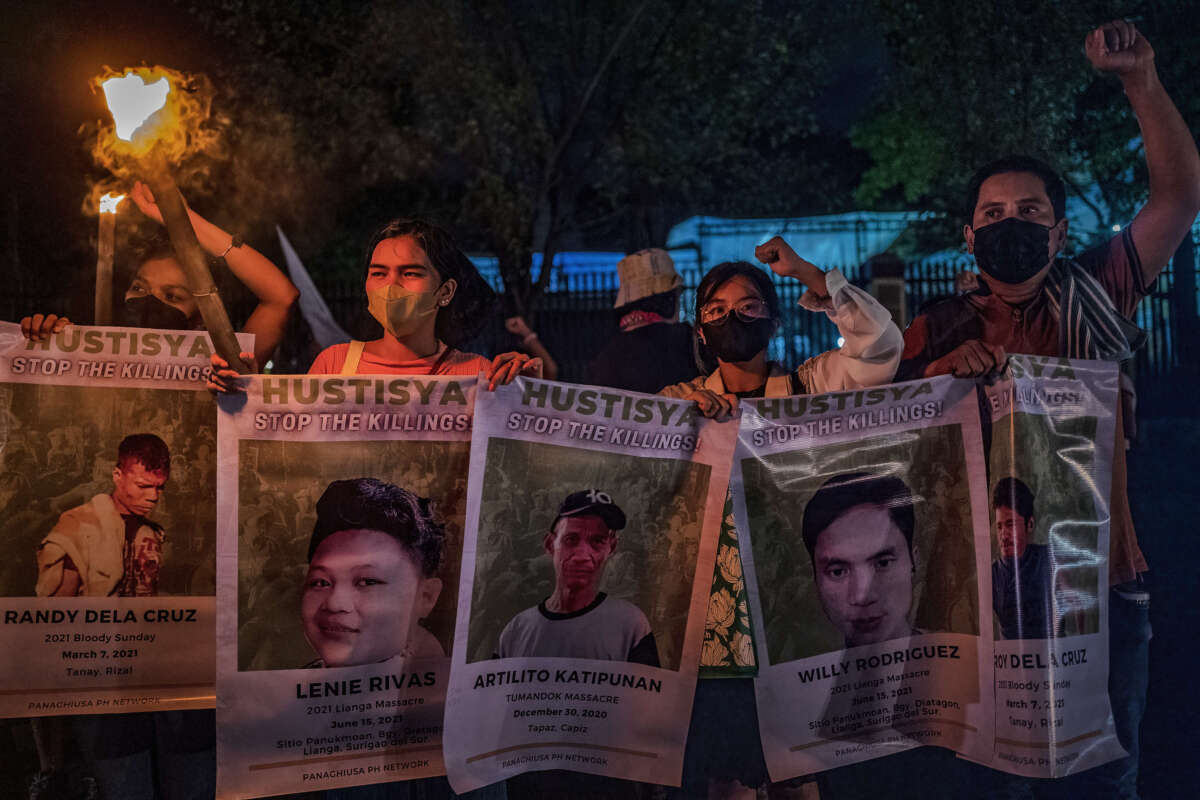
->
<box><xmin>214</xmin><ymin>374</ymin><xmax>475</xmax><ymax>798</ymax></box>
<box><xmin>731</xmin><ymin>374</ymin><xmax>995</xmax><ymax>779</ymax></box>
<box><xmin>0</xmin><ymin>321</ymin><xmax>249</xmax><ymax>718</ymax></box>
<box><xmin>980</xmin><ymin>355</ymin><xmax>1126</xmax><ymax>777</ymax></box>
<box><xmin>443</xmin><ymin>378</ymin><xmax>737</xmax><ymax>791</ymax></box>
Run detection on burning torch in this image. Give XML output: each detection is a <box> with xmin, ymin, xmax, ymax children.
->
<box><xmin>98</xmin><ymin>70</ymin><xmax>249</xmax><ymax>372</ymax></box>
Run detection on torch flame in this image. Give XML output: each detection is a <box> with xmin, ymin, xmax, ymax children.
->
<box><xmin>88</xmin><ymin>65</ymin><xmax>222</xmax><ymax>186</ymax></box>
<box><xmin>101</xmin><ymin>73</ymin><xmax>170</xmax><ymax>142</ymax></box>
<box><xmin>99</xmin><ymin>192</ymin><xmax>126</xmax><ymax>214</ymax></box>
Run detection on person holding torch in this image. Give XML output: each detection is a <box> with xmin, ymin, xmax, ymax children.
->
<box><xmin>23</xmin><ymin>67</ymin><xmax>298</xmax><ymax>369</ymax></box>
<box><xmin>21</xmin><ymin>180</ymin><xmax>299</xmax><ymax>369</ymax></box>
<box><xmin>19</xmin><ymin>66</ymin><xmax>298</xmax><ymax>800</ymax></box>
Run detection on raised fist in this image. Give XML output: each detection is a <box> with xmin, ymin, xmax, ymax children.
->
<box><xmin>1085</xmin><ymin>19</ymin><xmax>1154</xmax><ymax>77</ymax></box>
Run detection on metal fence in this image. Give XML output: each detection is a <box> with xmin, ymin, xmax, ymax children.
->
<box><xmin>10</xmin><ymin>241</ymin><xmax>1196</xmax><ymax>415</ymax></box>
<box><xmin>271</xmin><ymin>247</ymin><xmax>1197</xmax><ymax>416</ymax></box>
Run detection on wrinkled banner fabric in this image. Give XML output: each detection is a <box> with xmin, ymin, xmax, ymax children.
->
<box><xmin>731</xmin><ymin>374</ymin><xmax>995</xmax><ymax>779</ymax></box>
<box><xmin>215</xmin><ymin>374</ymin><xmax>475</xmax><ymax>798</ymax></box>
<box><xmin>979</xmin><ymin>356</ymin><xmax>1125</xmax><ymax>777</ymax></box>
<box><xmin>0</xmin><ymin>322</ymin><xmax>251</xmax><ymax>717</ymax></box>
<box><xmin>444</xmin><ymin>378</ymin><xmax>737</xmax><ymax>791</ymax></box>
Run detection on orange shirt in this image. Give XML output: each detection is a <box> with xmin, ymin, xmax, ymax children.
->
<box><xmin>308</xmin><ymin>341</ymin><xmax>491</xmax><ymax>377</ymax></box>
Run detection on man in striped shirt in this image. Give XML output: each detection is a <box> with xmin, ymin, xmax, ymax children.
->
<box><xmin>895</xmin><ymin>19</ymin><xmax>1200</xmax><ymax>799</ymax></box>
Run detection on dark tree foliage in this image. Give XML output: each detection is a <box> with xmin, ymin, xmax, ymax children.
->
<box><xmin>181</xmin><ymin>0</ymin><xmax>869</xmax><ymax>316</ymax></box>
<box><xmin>853</xmin><ymin>0</ymin><xmax>1200</xmax><ymax>248</ymax></box>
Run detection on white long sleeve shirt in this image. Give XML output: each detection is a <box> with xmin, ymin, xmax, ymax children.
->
<box><xmin>660</xmin><ymin>269</ymin><xmax>902</xmax><ymax>399</ymax></box>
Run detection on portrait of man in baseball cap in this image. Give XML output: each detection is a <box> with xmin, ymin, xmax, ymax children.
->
<box><xmin>495</xmin><ymin>489</ymin><xmax>659</xmax><ymax>665</ymax></box>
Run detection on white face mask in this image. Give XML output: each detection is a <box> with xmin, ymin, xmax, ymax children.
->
<box><xmin>366</xmin><ymin>284</ymin><xmax>441</xmax><ymax>339</ymax></box>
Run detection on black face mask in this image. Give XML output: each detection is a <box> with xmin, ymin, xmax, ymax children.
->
<box><xmin>118</xmin><ymin>295</ymin><xmax>192</xmax><ymax>330</ymax></box>
<box><xmin>700</xmin><ymin>314</ymin><xmax>775</xmax><ymax>363</ymax></box>
<box><xmin>971</xmin><ymin>217</ymin><xmax>1054</xmax><ymax>284</ymax></box>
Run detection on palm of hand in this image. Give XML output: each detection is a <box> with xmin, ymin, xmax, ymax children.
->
<box><xmin>131</xmin><ymin>183</ymin><xmax>163</xmax><ymax>223</ymax></box>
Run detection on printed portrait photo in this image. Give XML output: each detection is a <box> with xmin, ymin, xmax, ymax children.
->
<box><xmin>742</xmin><ymin>424</ymin><xmax>981</xmax><ymax>664</ymax></box>
<box><xmin>466</xmin><ymin>438</ymin><xmax>711</xmax><ymax>671</ymax></box>
<box><xmin>989</xmin><ymin>412</ymin><xmax>1103</xmax><ymax>640</ymax></box>
<box><xmin>0</xmin><ymin>383</ymin><xmax>217</xmax><ymax>598</ymax></box>
<box><xmin>235</xmin><ymin>439</ymin><xmax>469</xmax><ymax>671</ymax></box>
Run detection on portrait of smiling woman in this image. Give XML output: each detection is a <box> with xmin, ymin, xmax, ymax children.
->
<box><xmin>301</xmin><ymin>478</ymin><xmax>446</xmax><ymax>668</ymax></box>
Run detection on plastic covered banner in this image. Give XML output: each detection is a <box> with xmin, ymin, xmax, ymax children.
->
<box><xmin>444</xmin><ymin>378</ymin><xmax>737</xmax><ymax>791</ymax></box>
<box><xmin>731</xmin><ymin>375</ymin><xmax>995</xmax><ymax>779</ymax></box>
<box><xmin>214</xmin><ymin>375</ymin><xmax>475</xmax><ymax>798</ymax></box>
<box><xmin>0</xmin><ymin>321</ymin><xmax>250</xmax><ymax>718</ymax></box>
<box><xmin>980</xmin><ymin>355</ymin><xmax>1126</xmax><ymax>777</ymax></box>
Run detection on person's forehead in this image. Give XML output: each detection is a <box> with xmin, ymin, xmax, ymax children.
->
<box><xmin>554</xmin><ymin>515</ymin><xmax>611</xmax><ymax>537</ymax></box>
<box><xmin>312</xmin><ymin>528</ymin><xmax>412</xmax><ymax>564</ymax></box>
<box><xmin>814</xmin><ymin>504</ymin><xmax>904</xmax><ymax>559</ymax></box>
<box><xmin>370</xmin><ymin>235</ymin><xmax>435</xmax><ymax>271</ymax></box>
<box><xmin>975</xmin><ymin>171</ymin><xmax>1051</xmax><ymax>209</ymax></box>
<box><xmin>995</xmin><ymin>506</ymin><xmax>1026</xmax><ymax>523</ymax></box>
<box><xmin>707</xmin><ymin>274</ymin><xmax>763</xmax><ymax>304</ymax></box>
<box><xmin>136</xmin><ymin>257</ymin><xmax>188</xmax><ymax>287</ymax></box>
<box><xmin>120</xmin><ymin>462</ymin><xmax>168</xmax><ymax>480</ymax></box>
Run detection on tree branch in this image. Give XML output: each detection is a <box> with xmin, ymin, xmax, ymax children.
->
<box><xmin>540</xmin><ymin>0</ymin><xmax>651</xmax><ymax>190</ymax></box>
<box><xmin>1061</xmin><ymin>172</ymin><xmax>1110</xmax><ymax>229</ymax></box>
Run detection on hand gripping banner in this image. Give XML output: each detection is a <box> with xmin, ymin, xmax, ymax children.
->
<box><xmin>730</xmin><ymin>374</ymin><xmax>995</xmax><ymax>779</ymax></box>
<box><xmin>0</xmin><ymin>321</ymin><xmax>251</xmax><ymax>718</ymax></box>
<box><xmin>214</xmin><ymin>374</ymin><xmax>475</xmax><ymax>798</ymax></box>
<box><xmin>443</xmin><ymin>378</ymin><xmax>738</xmax><ymax>792</ymax></box>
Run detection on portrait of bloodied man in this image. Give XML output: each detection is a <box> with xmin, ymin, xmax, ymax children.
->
<box><xmin>35</xmin><ymin>433</ymin><xmax>170</xmax><ymax>598</ymax></box>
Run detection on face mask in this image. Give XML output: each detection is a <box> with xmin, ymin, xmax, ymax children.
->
<box><xmin>700</xmin><ymin>314</ymin><xmax>775</xmax><ymax>363</ymax></box>
<box><xmin>367</xmin><ymin>284</ymin><xmax>441</xmax><ymax>339</ymax></box>
<box><xmin>971</xmin><ymin>217</ymin><xmax>1054</xmax><ymax>284</ymax></box>
<box><xmin>118</xmin><ymin>295</ymin><xmax>192</xmax><ymax>330</ymax></box>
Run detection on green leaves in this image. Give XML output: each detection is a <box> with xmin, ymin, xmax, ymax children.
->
<box><xmin>174</xmin><ymin>0</ymin><xmax>862</xmax><ymax>311</ymax></box>
<box><xmin>856</xmin><ymin>0</ymin><xmax>1199</xmax><ymax>242</ymax></box>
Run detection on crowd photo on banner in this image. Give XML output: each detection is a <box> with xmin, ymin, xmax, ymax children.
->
<box><xmin>4</xmin><ymin>8</ymin><xmax>1200</xmax><ymax>800</ymax></box>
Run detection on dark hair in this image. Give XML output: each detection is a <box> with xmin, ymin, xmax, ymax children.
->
<box><xmin>129</xmin><ymin>230</ymin><xmax>224</xmax><ymax>272</ymax></box>
<box><xmin>966</xmin><ymin>155</ymin><xmax>1066</xmax><ymax>222</ymax></box>
<box><xmin>801</xmin><ymin>472</ymin><xmax>915</xmax><ymax>561</ymax></box>
<box><xmin>695</xmin><ymin>261</ymin><xmax>781</xmax><ymax>321</ymax></box>
<box><xmin>364</xmin><ymin>218</ymin><xmax>496</xmax><ymax>347</ymax></box>
<box><xmin>616</xmin><ymin>289</ymin><xmax>679</xmax><ymax>319</ymax></box>
<box><xmin>992</xmin><ymin>476</ymin><xmax>1035</xmax><ymax>521</ymax></box>
<box><xmin>128</xmin><ymin>232</ymin><xmax>177</xmax><ymax>267</ymax></box>
<box><xmin>117</xmin><ymin>434</ymin><xmax>171</xmax><ymax>475</ymax></box>
<box><xmin>308</xmin><ymin>478</ymin><xmax>445</xmax><ymax>577</ymax></box>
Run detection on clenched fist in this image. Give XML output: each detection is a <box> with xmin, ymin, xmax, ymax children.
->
<box><xmin>1085</xmin><ymin>19</ymin><xmax>1154</xmax><ymax>77</ymax></box>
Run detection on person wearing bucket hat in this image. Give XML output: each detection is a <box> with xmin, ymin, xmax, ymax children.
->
<box><xmin>496</xmin><ymin>489</ymin><xmax>659</xmax><ymax>666</ymax></box>
<box><xmin>589</xmin><ymin>248</ymin><xmax>704</xmax><ymax>393</ymax></box>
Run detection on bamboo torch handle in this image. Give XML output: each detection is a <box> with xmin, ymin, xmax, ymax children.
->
<box><xmin>142</xmin><ymin>152</ymin><xmax>250</xmax><ymax>373</ymax></box>
<box><xmin>95</xmin><ymin>212</ymin><xmax>115</xmax><ymax>325</ymax></box>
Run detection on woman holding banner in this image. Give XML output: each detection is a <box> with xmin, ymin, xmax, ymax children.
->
<box><xmin>212</xmin><ymin>217</ymin><xmax>516</xmax><ymax>800</ymax></box>
<box><xmin>16</xmin><ymin>182</ymin><xmax>298</xmax><ymax>800</ymax></box>
<box><xmin>660</xmin><ymin>235</ymin><xmax>902</xmax><ymax>411</ymax></box>
<box><xmin>210</xmin><ymin>216</ymin><xmax>539</xmax><ymax>389</ymax></box>
<box><xmin>660</xmin><ymin>236</ymin><xmax>903</xmax><ymax>799</ymax></box>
